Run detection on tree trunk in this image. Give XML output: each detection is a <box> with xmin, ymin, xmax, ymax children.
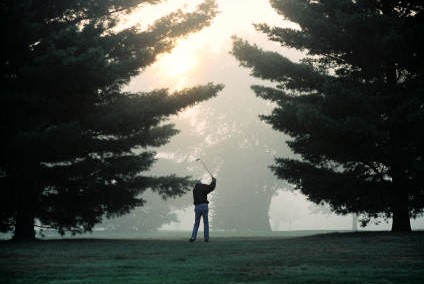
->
<box><xmin>391</xmin><ymin>191</ymin><xmax>411</xmax><ymax>232</ymax></box>
<box><xmin>352</xmin><ymin>213</ymin><xmax>358</xmax><ymax>231</ymax></box>
<box><xmin>13</xmin><ymin>210</ymin><xmax>36</xmax><ymax>241</ymax></box>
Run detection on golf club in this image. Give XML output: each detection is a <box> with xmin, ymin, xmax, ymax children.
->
<box><xmin>195</xmin><ymin>158</ymin><xmax>213</xmax><ymax>178</ymax></box>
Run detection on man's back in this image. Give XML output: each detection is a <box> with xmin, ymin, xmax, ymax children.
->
<box><xmin>193</xmin><ymin>178</ymin><xmax>216</xmax><ymax>205</ymax></box>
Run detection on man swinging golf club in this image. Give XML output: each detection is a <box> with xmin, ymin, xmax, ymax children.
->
<box><xmin>189</xmin><ymin>159</ymin><xmax>216</xmax><ymax>242</ymax></box>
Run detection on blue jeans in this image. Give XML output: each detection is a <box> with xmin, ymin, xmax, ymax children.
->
<box><xmin>191</xmin><ymin>203</ymin><xmax>209</xmax><ymax>240</ymax></box>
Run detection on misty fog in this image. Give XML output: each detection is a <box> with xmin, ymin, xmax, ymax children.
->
<box><xmin>99</xmin><ymin>0</ymin><xmax>424</xmax><ymax>234</ymax></box>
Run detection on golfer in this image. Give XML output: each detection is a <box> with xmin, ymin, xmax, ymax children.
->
<box><xmin>189</xmin><ymin>176</ymin><xmax>216</xmax><ymax>242</ymax></box>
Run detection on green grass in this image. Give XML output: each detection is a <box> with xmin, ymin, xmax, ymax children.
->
<box><xmin>1</xmin><ymin>232</ymin><xmax>423</xmax><ymax>284</ymax></box>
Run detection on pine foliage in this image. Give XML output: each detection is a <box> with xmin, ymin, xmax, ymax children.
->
<box><xmin>232</xmin><ymin>0</ymin><xmax>423</xmax><ymax>231</ymax></box>
<box><xmin>0</xmin><ymin>0</ymin><xmax>223</xmax><ymax>238</ymax></box>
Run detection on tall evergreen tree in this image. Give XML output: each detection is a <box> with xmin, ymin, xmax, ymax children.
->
<box><xmin>0</xmin><ymin>0</ymin><xmax>223</xmax><ymax>240</ymax></box>
<box><xmin>232</xmin><ymin>0</ymin><xmax>423</xmax><ymax>231</ymax></box>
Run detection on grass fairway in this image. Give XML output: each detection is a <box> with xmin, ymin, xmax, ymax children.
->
<box><xmin>1</xmin><ymin>232</ymin><xmax>423</xmax><ymax>284</ymax></box>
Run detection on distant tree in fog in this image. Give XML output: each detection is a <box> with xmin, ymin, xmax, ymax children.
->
<box><xmin>0</xmin><ymin>0</ymin><xmax>223</xmax><ymax>241</ymax></box>
<box><xmin>148</xmin><ymin>83</ymin><xmax>289</xmax><ymax>232</ymax></box>
<box><xmin>100</xmin><ymin>190</ymin><xmax>187</xmax><ymax>232</ymax></box>
<box><xmin>211</xmin><ymin>131</ymin><xmax>282</xmax><ymax>231</ymax></box>
<box><xmin>232</xmin><ymin>0</ymin><xmax>424</xmax><ymax>232</ymax></box>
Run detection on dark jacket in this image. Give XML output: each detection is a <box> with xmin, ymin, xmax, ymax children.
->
<box><xmin>193</xmin><ymin>177</ymin><xmax>216</xmax><ymax>205</ymax></box>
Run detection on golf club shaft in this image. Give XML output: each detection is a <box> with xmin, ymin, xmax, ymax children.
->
<box><xmin>199</xmin><ymin>159</ymin><xmax>213</xmax><ymax>178</ymax></box>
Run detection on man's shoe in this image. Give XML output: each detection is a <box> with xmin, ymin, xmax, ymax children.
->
<box><xmin>204</xmin><ymin>239</ymin><xmax>209</xmax><ymax>242</ymax></box>
<box><xmin>189</xmin><ymin>238</ymin><xmax>195</xmax><ymax>242</ymax></box>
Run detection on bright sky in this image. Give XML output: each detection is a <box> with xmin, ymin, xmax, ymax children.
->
<box><xmin>126</xmin><ymin>0</ymin><xmax>300</xmax><ymax>91</ymax></box>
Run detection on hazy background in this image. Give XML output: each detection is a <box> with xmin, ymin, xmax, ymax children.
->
<box><xmin>113</xmin><ymin>0</ymin><xmax>424</xmax><ymax>232</ymax></box>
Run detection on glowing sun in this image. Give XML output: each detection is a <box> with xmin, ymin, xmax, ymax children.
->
<box><xmin>156</xmin><ymin>41</ymin><xmax>199</xmax><ymax>90</ymax></box>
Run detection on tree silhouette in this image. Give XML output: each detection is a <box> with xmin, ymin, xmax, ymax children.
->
<box><xmin>232</xmin><ymin>0</ymin><xmax>424</xmax><ymax>231</ymax></box>
<box><xmin>0</xmin><ymin>0</ymin><xmax>223</xmax><ymax>240</ymax></box>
